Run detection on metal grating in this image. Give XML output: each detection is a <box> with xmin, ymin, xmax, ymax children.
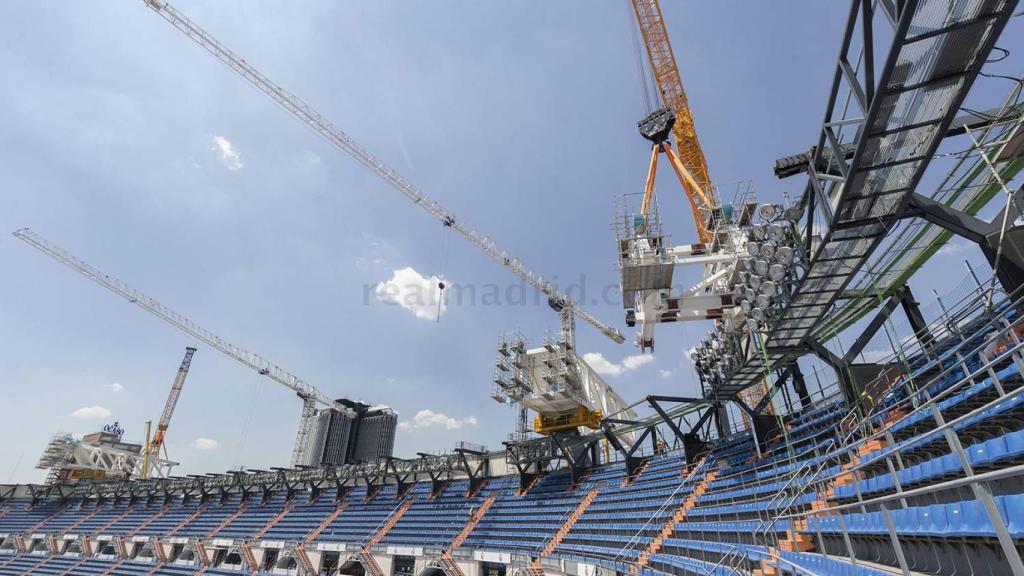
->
<box><xmin>709</xmin><ymin>0</ymin><xmax>1017</xmax><ymax>398</ymax></box>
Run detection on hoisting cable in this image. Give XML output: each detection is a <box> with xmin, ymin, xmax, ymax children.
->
<box><xmin>626</xmin><ymin>0</ymin><xmax>657</xmax><ymax>115</ymax></box>
<box><xmin>436</xmin><ymin>224</ymin><xmax>451</xmax><ymax>323</ymax></box>
<box><xmin>232</xmin><ymin>373</ymin><xmax>263</xmax><ymax>470</ymax></box>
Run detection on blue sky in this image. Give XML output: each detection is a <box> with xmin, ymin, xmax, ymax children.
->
<box><xmin>1</xmin><ymin>2</ymin><xmax>1020</xmax><ymax>483</ymax></box>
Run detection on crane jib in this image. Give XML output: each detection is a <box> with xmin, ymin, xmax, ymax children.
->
<box><xmin>143</xmin><ymin>0</ymin><xmax>623</xmax><ymax>345</ymax></box>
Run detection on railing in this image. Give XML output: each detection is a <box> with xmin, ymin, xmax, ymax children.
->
<box><xmin>767</xmin><ymin>290</ymin><xmax>1024</xmax><ymax>575</ymax></box>
<box><xmin>360</xmin><ymin>497</ymin><xmax>410</xmax><ymax>549</ymax></box>
<box><xmin>610</xmin><ymin>460</ymin><xmax>705</xmax><ymax>565</ymax></box>
<box><xmin>702</xmin><ymin>544</ymin><xmax>745</xmax><ymax>575</ymax></box>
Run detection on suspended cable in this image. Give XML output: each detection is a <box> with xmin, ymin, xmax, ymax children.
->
<box><xmin>435</xmin><ymin>225</ymin><xmax>450</xmax><ymax>323</ymax></box>
<box><xmin>626</xmin><ymin>0</ymin><xmax>657</xmax><ymax>114</ymax></box>
<box><xmin>232</xmin><ymin>374</ymin><xmax>263</xmax><ymax>470</ymax></box>
<box><xmin>986</xmin><ymin>46</ymin><xmax>1010</xmax><ymax>63</ymax></box>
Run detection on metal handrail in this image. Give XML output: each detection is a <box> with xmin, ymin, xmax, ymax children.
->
<box><xmin>779</xmin><ymin>461</ymin><xmax>1024</xmax><ymax>519</ymax></box>
<box><xmin>703</xmin><ymin>544</ymin><xmax>744</xmax><ymax>575</ymax></box>
<box><xmin>737</xmin><ymin>298</ymin><xmax>1024</xmax><ymax>507</ymax></box>
<box><xmin>611</xmin><ymin>459</ymin><xmax>706</xmax><ymax>564</ymax></box>
<box><xmin>358</xmin><ymin>496</ymin><xmax>411</xmax><ymax>549</ymax></box>
<box><xmin>794</xmin><ymin>326</ymin><xmax>1024</xmax><ymax>489</ymax></box>
<box><xmin>531</xmin><ymin>479</ymin><xmax>600</xmax><ymax>559</ymax></box>
<box><xmin>750</xmin><ymin>404</ymin><xmax>865</xmax><ymax>547</ymax></box>
<box><xmin>705</xmin><ymin>404</ymin><xmax>855</xmax><ymax>487</ymax></box>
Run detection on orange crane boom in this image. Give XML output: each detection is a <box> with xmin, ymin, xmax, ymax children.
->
<box><xmin>145</xmin><ymin>347</ymin><xmax>197</xmax><ymax>467</ymax></box>
<box><xmin>631</xmin><ymin>0</ymin><xmax>717</xmax><ymax>239</ymax></box>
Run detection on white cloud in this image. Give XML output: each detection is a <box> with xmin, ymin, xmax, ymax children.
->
<box><xmin>71</xmin><ymin>405</ymin><xmax>112</xmax><ymax>419</ymax></box>
<box><xmin>622</xmin><ymin>355</ymin><xmax>655</xmax><ymax>370</ymax></box>
<box><xmin>857</xmin><ymin>349</ymin><xmax>893</xmax><ymax>364</ymax></box>
<box><xmin>583</xmin><ymin>352</ymin><xmax>655</xmax><ymax>376</ymax></box>
<box><xmin>659</xmin><ymin>370</ymin><xmax>672</xmax><ymax>379</ymax></box>
<box><xmin>107</xmin><ymin>382</ymin><xmax>124</xmax><ymax>393</ymax></box>
<box><xmin>936</xmin><ymin>240</ymin><xmax>971</xmax><ymax>258</ymax></box>
<box><xmin>192</xmin><ymin>437</ymin><xmax>219</xmax><ymax>450</ymax></box>
<box><xmin>209</xmin><ymin>135</ymin><xmax>243</xmax><ymax>171</ymax></box>
<box><xmin>398</xmin><ymin>409</ymin><xmax>477</xmax><ymax>431</ymax></box>
<box><xmin>375</xmin><ymin>267</ymin><xmax>447</xmax><ymax>320</ymax></box>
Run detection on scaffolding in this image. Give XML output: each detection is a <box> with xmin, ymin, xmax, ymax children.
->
<box><xmin>36</xmin><ymin>433</ymin><xmax>75</xmax><ymax>485</ymax></box>
<box><xmin>492</xmin><ymin>331</ymin><xmax>529</xmax><ymax>406</ymax></box>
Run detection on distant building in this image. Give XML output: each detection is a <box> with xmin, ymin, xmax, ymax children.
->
<box><xmin>301</xmin><ymin>399</ymin><xmax>396</xmax><ymax>467</ymax></box>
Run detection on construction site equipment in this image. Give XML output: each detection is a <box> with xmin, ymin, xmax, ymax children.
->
<box><xmin>142</xmin><ymin>346</ymin><xmax>197</xmax><ymax>479</ymax></box>
<box><xmin>13</xmin><ymin>228</ymin><xmax>355</xmax><ymax>467</ymax></box>
<box><xmin>617</xmin><ymin>0</ymin><xmax>759</xmax><ymax>357</ymax></box>
<box><xmin>35</xmin><ymin>430</ymin><xmax>176</xmax><ymax>483</ymax></box>
<box><xmin>141</xmin><ymin>0</ymin><xmax>623</xmax><ymax>347</ymax></box>
<box><xmin>491</xmin><ymin>331</ymin><xmax>637</xmax><ymax>438</ymax></box>
<box><xmin>636</xmin><ymin>108</ymin><xmax>713</xmax><ymax>242</ymax></box>
<box><xmin>630</xmin><ymin>0</ymin><xmax>718</xmax><ymax>241</ymax></box>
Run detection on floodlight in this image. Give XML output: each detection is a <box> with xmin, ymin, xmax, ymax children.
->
<box><xmin>751</xmin><ymin>307</ymin><xmax>765</xmax><ymax>321</ymax></box>
<box><xmin>740</xmin><ymin>300</ymin><xmax>752</xmax><ymax>313</ymax></box>
<box><xmin>746</xmin><ymin>241</ymin><xmax>760</xmax><ymax>257</ymax></box>
<box><xmin>737</xmin><ymin>271</ymin><xmax>749</xmax><ymax>285</ymax></box>
<box><xmin>758</xmin><ymin>203</ymin><xmax>781</xmax><ymax>221</ymax></box>
<box><xmin>760</xmin><ymin>242</ymin><xmax>776</xmax><ymax>260</ymax></box>
<box><xmin>760</xmin><ymin>280</ymin><xmax>776</xmax><ymax>295</ymax></box>
<box><xmin>733</xmin><ymin>285</ymin><xmax>746</xmax><ymax>300</ymax></box>
<box><xmin>745</xmin><ymin>318</ymin><xmax>758</xmax><ymax>331</ymax></box>
<box><xmin>768</xmin><ymin>224</ymin><xmax>785</xmax><ymax>242</ymax></box>
<box><xmin>753</xmin><ymin>259</ymin><xmax>769</xmax><ymax>276</ymax></box>
<box><xmin>776</xmin><ymin>245</ymin><xmax>795</xmax><ymax>264</ymax></box>
<box><xmin>768</xmin><ymin>263</ymin><xmax>786</xmax><ymax>281</ymax></box>
<box><xmin>744</xmin><ymin>288</ymin><xmax>756</xmax><ymax>301</ymax></box>
<box><xmin>752</xmin><ymin>224</ymin><xmax>767</xmax><ymax>240</ymax></box>
<box><xmin>748</xmin><ymin>275</ymin><xmax>762</xmax><ymax>290</ymax></box>
<box><xmin>755</xmin><ymin>293</ymin><xmax>770</xmax><ymax>308</ymax></box>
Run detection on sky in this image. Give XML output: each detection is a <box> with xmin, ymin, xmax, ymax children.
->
<box><xmin>1</xmin><ymin>2</ymin><xmax>1021</xmax><ymax>483</ymax></box>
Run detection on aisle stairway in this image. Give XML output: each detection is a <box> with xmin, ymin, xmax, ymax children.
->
<box><xmin>304</xmin><ymin>502</ymin><xmax>348</xmax><ymax>543</ymax></box>
<box><xmin>447</xmin><ymin>495</ymin><xmax>496</xmax><ymax>554</ymax></box>
<box><xmin>634</xmin><ymin>470</ymin><xmax>716</xmax><ymax>571</ymax></box>
<box><xmin>252</xmin><ymin>499</ymin><xmax>295</xmax><ymax>540</ymax></box>
<box><xmin>127</xmin><ymin>505</ymin><xmax>169</xmax><ymax>537</ymax></box>
<box><xmin>206</xmin><ymin>501</ymin><xmax>248</xmax><ymax>538</ymax></box>
<box><xmin>360</xmin><ymin>549</ymin><xmax>385</xmax><ymax>576</ymax></box>
<box><xmin>542</xmin><ymin>489</ymin><xmax>598</xmax><ymax>556</ymax></box>
<box><xmin>366</xmin><ymin>499</ymin><xmax>413</xmax><ymax>547</ymax></box>
<box><xmin>165</xmin><ymin>502</ymin><xmax>208</xmax><ymax>538</ymax></box>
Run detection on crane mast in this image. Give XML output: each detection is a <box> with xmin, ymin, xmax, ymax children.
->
<box><xmin>141</xmin><ymin>0</ymin><xmax>624</xmax><ymax>347</ymax></box>
<box><xmin>142</xmin><ymin>346</ymin><xmax>196</xmax><ymax>478</ymax></box>
<box><xmin>631</xmin><ymin>0</ymin><xmax>717</xmax><ymax>241</ymax></box>
<box><xmin>13</xmin><ymin>228</ymin><xmax>352</xmax><ymax>467</ymax></box>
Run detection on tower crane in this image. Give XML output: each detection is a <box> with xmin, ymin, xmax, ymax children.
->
<box><xmin>630</xmin><ymin>0</ymin><xmax>718</xmax><ymax>243</ymax></box>
<box><xmin>141</xmin><ymin>346</ymin><xmax>196</xmax><ymax>479</ymax></box>
<box><xmin>13</xmin><ymin>228</ymin><xmax>355</xmax><ymax>467</ymax></box>
<box><xmin>140</xmin><ymin>0</ymin><xmax>624</xmax><ymax>351</ymax></box>
<box><xmin>617</xmin><ymin>0</ymin><xmax>756</xmax><ymax>355</ymax></box>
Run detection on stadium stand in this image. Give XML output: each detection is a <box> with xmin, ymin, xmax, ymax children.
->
<box><xmin>3</xmin><ymin>281</ymin><xmax>1024</xmax><ymax>576</ymax></box>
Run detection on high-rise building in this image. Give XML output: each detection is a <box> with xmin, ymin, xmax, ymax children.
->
<box><xmin>301</xmin><ymin>399</ymin><xmax>396</xmax><ymax>467</ymax></box>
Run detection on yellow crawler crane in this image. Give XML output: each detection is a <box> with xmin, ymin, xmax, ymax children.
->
<box><xmin>141</xmin><ymin>347</ymin><xmax>196</xmax><ymax>479</ymax></box>
<box><xmin>631</xmin><ymin>0</ymin><xmax>718</xmax><ymax>243</ymax></box>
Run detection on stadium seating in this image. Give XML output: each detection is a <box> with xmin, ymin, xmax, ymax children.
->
<box><xmin>2</xmin><ymin>294</ymin><xmax>1024</xmax><ymax>575</ymax></box>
